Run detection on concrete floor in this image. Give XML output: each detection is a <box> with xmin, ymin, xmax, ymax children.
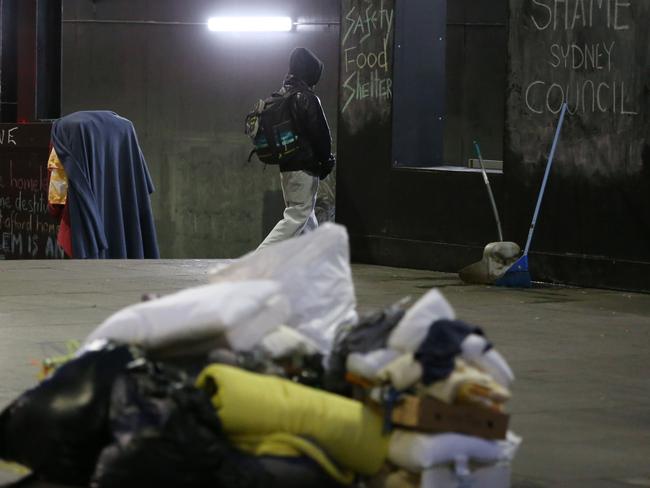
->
<box><xmin>1</xmin><ymin>260</ymin><xmax>649</xmax><ymax>487</ymax></box>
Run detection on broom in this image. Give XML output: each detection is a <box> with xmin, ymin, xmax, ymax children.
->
<box><xmin>495</xmin><ymin>102</ymin><xmax>568</xmax><ymax>288</ymax></box>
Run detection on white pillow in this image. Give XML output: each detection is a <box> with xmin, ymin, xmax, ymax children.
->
<box><xmin>83</xmin><ymin>280</ymin><xmax>290</xmax><ymax>353</ymax></box>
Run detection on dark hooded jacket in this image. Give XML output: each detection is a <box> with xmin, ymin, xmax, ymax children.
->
<box><xmin>50</xmin><ymin>111</ymin><xmax>160</xmax><ymax>259</ymax></box>
<box><xmin>278</xmin><ymin>48</ymin><xmax>333</xmax><ymax>173</ymax></box>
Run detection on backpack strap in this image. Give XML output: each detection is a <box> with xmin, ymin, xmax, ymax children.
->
<box><xmin>282</xmin><ymin>87</ymin><xmax>303</xmax><ymax>138</ymax></box>
<box><xmin>260</xmin><ymin>99</ymin><xmax>281</xmax><ymax>160</ymax></box>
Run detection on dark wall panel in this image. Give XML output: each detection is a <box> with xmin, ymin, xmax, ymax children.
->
<box><xmin>392</xmin><ymin>0</ymin><xmax>445</xmax><ymax>166</ymax></box>
<box><xmin>0</xmin><ymin>0</ymin><xmax>19</xmax><ymax>122</ymax></box>
<box><xmin>444</xmin><ymin>0</ymin><xmax>507</xmax><ymax>166</ymax></box>
<box><xmin>16</xmin><ymin>0</ymin><xmax>36</xmax><ymax>122</ymax></box>
<box><xmin>36</xmin><ymin>0</ymin><xmax>61</xmax><ymax>120</ymax></box>
<box><xmin>443</xmin><ymin>26</ymin><xmax>506</xmax><ymax>165</ymax></box>
<box><xmin>338</xmin><ymin>0</ymin><xmax>395</xmax><ymax>238</ymax></box>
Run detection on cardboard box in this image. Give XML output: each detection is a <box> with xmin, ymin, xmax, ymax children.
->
<box><xmin>391</xmin><ymin>395</ymin><xmax>509</xmax><ymax>440</ymax></box>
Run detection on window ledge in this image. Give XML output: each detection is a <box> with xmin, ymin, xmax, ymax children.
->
<box><xmin>393</xmin><ymin>164</ymin><xmax>503</xmax><ymax>175</ymax></box>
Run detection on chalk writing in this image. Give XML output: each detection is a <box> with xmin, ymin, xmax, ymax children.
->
<box><xmin>0</xmin><ymin>140</ymin><xmax>64</xmax><ymax>259</ymax></box>
<box><xmin>525</xmin><ymin>80</ymin><xmax>637</xmax><ymax>114</ymax></box>
<box><xmin>530</xmin><ymin>0</ymin><xmax>631</xmax><ymax>31</ymax></box>
<box><xmin>341</xmin><ymin>0</ymin><xmax>394</xmax><ymax>114</ymax></box>
<box><xmin>342</xmin><ymin>1</ymin><xmax>393</xmax><ymax>46</ymax></box>
<box><xmin>524</xmin><ymin>0</ymin><xmax>638</xmax><ymax>115</ymax></box>
<box><xmin>548</xmin><ymin>41</ymin><xmax>615</xmax><ymax>70</ymax></box>
<box><xmin>0</xmin><ymin>127</ymin><xmax>18</xmax><ymax>146</ymax></box>
<box><xmin>0</xmin><ymin>230</ymin><xmax>62</xmax><ymax>258</ymax></box>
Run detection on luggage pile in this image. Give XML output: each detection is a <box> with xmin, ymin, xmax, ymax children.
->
<box><xmin>0</xmin><ymin>224</ymin><xmax>520</xmax><ymax>488</ymax></box>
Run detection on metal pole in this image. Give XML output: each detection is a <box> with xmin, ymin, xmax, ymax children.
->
<box><xmin>474</xmin><ymin>141</ymin><xmax>503</xmax><ymax>242</ymax></box>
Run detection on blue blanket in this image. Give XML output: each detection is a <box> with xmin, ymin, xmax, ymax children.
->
<box><xmin>51</xmin><ymin>111</ymin><xmax>159</xmax><ymax>258</ymax></box>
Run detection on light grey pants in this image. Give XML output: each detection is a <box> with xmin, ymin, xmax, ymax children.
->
<box><xmin>258</xmin><ymin>170</ymin><xmax>319</xmax><ymax>250</ymax></box>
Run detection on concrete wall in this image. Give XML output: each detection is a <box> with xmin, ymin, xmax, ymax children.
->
<box><xmin>337</xmin><ymin>0</ymin><xmax>650</xmax><ymax>291</ymax></box>
<box><xmin>61</xmin><ymin>0</ymin><xmax>340</xmax><ymax>257</ymax></box>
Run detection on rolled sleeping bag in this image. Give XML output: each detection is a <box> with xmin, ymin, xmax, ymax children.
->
<box><xmin>196</xmin><ymin>364</ymin><xmax>389</xmax><ymax>476</ymax></box>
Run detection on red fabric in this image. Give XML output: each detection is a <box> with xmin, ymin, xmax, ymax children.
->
<box><xmin>48</xmin><ymin>203</ymin><xmax>62</xmax><ymax>218</ymax></box>
<box><xmin>47</xmin><ymin>204</ymin><xmax>73</xmax><ymax>258</ymax></box>
<box><xmin>58</xmin><ymin>204</ymin><xmax>73</xmax><ymax>258</ymax></box>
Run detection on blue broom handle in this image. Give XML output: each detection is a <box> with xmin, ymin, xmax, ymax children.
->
<box><xmin>524</xmin><ymin>102</ymin><xmax>568</xmax><ymax>256</ymax></box>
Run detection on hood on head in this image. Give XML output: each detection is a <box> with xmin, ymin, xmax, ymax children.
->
<box><xmin>288</xmin><ymin>47</ymin><xmax>324</xmax><ymax>87</ymax></box>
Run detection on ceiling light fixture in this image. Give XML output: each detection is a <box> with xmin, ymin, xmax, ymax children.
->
<box><xmin>207</xmin><ymin>16</ymin><xmax>293</xmax><ymax>32</ymax></box>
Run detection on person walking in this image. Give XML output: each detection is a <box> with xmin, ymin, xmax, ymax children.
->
<box><xmin>257</xmin><ymin>47</ymin><xmax>335</xmax><ymax>250</ymax></box>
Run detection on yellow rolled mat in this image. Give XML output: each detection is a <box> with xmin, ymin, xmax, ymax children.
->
<box><xmin>196</xmin><ymin>364</ymin><xmax>389</xmax><ymax>476</ymax></box>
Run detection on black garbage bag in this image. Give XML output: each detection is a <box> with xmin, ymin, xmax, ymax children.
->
<box><xmin>325</xmin><ymin>299</ymin><xmax>408</xmax><ymax>394</ymax></box>
<box><xmin>259</xmin><ymin>457</ymin><xmax>347</xmax><ymax>488</ymax></box>
<box><xmin>91</xmin><ymin>361</ymin><xmax>270</xmax><ymax>488</ymax></box>
<box><xmin>0</xmin><ymin>343</ymin><xmax>135</xmax><ymax>485</ymax></box>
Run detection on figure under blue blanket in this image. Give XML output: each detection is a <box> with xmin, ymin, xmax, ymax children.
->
<box><xmin>50</xmin><ymin>111</ymin><xmax>160</xmax><ymax>259</ymax></box>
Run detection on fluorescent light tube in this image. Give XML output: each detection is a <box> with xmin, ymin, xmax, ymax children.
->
<box><xmin>207</xmin><ymin>16</ymin><xmax>293</xmax><ymax>32</ymax></box>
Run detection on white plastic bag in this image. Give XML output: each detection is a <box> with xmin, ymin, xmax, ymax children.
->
<box><xmin>209</xmin><ymin>223</ymin><xmax>357</xmax><ymax>354</ymax></box>
<box><xmin>388</xmin><ymin>289</ymin><xmax>456</xmax><ymax>352</ymax></box>
<box><xmin>83</xmin><ymin>280</ymin><xmax>290</xmax><ymax>353</ymax></box>
<box><xmin>419</xmin><ymin>433</ymin><xmax>522</xmax><ymax>487</ymax></box>
<box><xmin>389</xmin><ymin>431</ymin><xmax>503</xmax><ymax>472</ymax></box>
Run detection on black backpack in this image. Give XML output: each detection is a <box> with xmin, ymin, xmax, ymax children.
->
<box><xmin>245</xmin><ymin>88</ymin><xmax>303</xmax><ymax>165</ymax></box>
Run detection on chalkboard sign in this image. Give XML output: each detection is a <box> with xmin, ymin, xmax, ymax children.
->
<box><xmin>0</xmin><ymin>123</ymin><xmax>64</xmax><ymax>259</ymax></box>
<box><xmin>340</xmin><ymin>0</ymin><xmax>395</xmax><ymax>135</ymax></box>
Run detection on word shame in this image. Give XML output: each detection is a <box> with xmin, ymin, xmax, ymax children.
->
<box><xmin>531</xmin><ymin>0</ymin><xmax>631</xmax><ymax>31</ymax></box>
